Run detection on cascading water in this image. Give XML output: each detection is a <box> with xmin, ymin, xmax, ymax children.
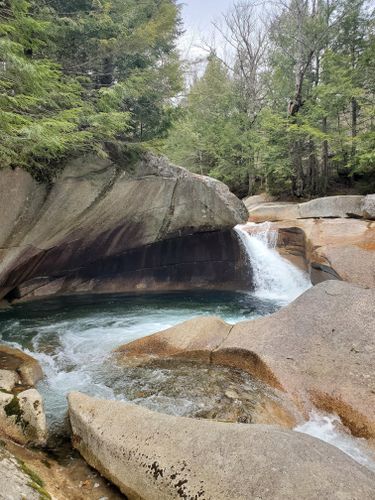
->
<box><xmin>234</xmin><ymin>222</ymin><xmax>311</xmax><ymax>304</ymax></box>
<box><xmin>295</xmin><ymin>412</ymin><xmax>375</xmax><ymax>472</ymax></box>
<box><xmin>1</xmin><ymin>228</ymin><xmax>374</xmax><ymax>472</ymax></box>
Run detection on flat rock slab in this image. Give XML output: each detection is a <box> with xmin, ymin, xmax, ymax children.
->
<box><xmin>247</xmin><ymin>195</ymin><xmax>366</xmax><ymax>222</ymax></box>
<box><xmin>116</xmin><ymin>316</ymin><xmax>233</xmax><ymax>364</ymax></box>
<box><xmin>117</xmin><ymin>281</ymin><xmax>375</xmax><ymax>439</ymax></box>
<box><xmin>68</xmin><ymin>392</ymin><xmax>375</xmax><ymax>500</ymax></box>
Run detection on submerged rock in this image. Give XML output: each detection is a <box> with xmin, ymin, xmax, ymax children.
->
<box><xmin>68</xmin><ymin>392</ymin><xmax>375</xmax><ymax>500</ymax></box>
<box><xmin>106</xmin><ymin>357</ymin><xmax>298</xmax><ymax>427</ymax></box>
<box><xmin>0</xmin><ymin>154</ymin><xmax>248</xmax><ymax>302</ymax></box>
<box><xmin>117</xmin><ymin>281</ymin><xmax>375</xmax><ymax>440</ymax></box>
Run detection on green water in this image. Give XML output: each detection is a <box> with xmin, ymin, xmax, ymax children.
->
<box><xmin>0</xmin><ymin>291</ymin><xmax>279</xmax><ymax>432</ymax></box>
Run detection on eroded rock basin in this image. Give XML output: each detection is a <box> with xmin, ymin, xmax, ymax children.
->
<box><xmin>104</xmin><ymin>358</ymin><xmax>297</xmax><ymax>428</ymax></box>
<box><xmin>0</xmin><ymin>290</ymin><xmax>280</xmax><ymax>435</ymax></box>
<box><xmin>1</xmin><ymin>284</ymin><xmax>375</xmax><ymax>494</ymax></box>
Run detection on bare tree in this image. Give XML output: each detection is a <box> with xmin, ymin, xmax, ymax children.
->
<box><xmin>212</xmin><ymin>1</ymin><xmax>271</xmax><ymax>117</ymax></box>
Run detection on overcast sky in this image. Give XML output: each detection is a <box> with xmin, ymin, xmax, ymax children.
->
<box><xmin>179</xmin><ymin>0</ymin><xmax>235</xmax><ymax>60</ymax></box>
<box><xmin>181</xmin><ymin>0</ymin><xmax>234</xmax><ymax>31</ymax></box>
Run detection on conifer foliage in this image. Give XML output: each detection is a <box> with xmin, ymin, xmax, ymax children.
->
<box><xmin>0</xmin><ymin>0</ymin><xmax>182</xmax><ymax>176</ymax></box>
<box><xmin>165</xmin><ymin>0</ymin><xmax>375</xmax><ymax>198</ymax></box>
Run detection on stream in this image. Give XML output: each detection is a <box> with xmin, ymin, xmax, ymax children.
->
<box><xmin>1</xmin><ymin>223</ymin><xmax>374</xmax><ymax>471</ymax></box>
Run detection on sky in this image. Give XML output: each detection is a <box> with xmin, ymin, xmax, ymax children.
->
<box><xmin>178</xmin><ymin>0</ymin><xmax>235</xmax><ymax>60</ymax></box>
<box><xmin>181</xmin><ymin>0</ymin><xmax>235</xmax><ymax>31</ymax></box>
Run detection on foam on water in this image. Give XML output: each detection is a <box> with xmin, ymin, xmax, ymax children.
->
<box><xmin>295</xmin><ymin>411</ymin><xmax>375</xmax><ymax>472</ymax></box>
<box><xmin>1</xmin><ymin>236</ymin><xmax>373</xmax><ymax>471</ymax></box>
<box><xmin>234</xmin><ymin>222</ymin><xmax>311</xmax><ymax>304</ymax></box>
<box><xmin>0</xmin><ymin>292</ymin><xmax>279</xmax><ymax>430</ymax></box>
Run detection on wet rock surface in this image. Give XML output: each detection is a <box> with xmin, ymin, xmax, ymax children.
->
<box><xmin>118</xmin><ymin>281</ymin><xmax>375</xmax><ymax>440</ymax></box>
<box><xmin>0</xmin><ymin>345</ymin><xmax>47</xmax><ymax>446</ymax></box>
<box><xmin>68</xmin><ymin>392</ymin><xmax>375</xmax><ymax>500</ymax></box>
<box><xmin>105</xmin><ymin>358</ymin><xmax>298</xmax><ymax>427</ymax></box>
<box><xmin>0</xmin><ymin>154</ymin><xmax>248</xmax><ymax>302</ymax></box>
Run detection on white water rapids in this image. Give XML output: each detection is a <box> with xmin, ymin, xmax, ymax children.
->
<box><xmin>234</xmin><ymin>222</ymin><xmax>311</xmax><ymax>304</ymax></box>
<box><xmin>1</xmin><ymin>222</ymin><xmax>374</xmax><ymax>471</ymax></box>
<box><xmin>234</xmin><ymin>222</ymin><xmax>375</xmax><ymax>470</ymax></box>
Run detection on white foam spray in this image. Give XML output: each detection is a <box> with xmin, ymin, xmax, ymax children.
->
<box><xmin>234</xmin><ymin>222</ymin><xmax>311</xmax><ymax>304</ymax></box>
<box><xmin>295</xmin><ymin>411</ymin><xmax>375</xmax><ymax>472</ymax></box>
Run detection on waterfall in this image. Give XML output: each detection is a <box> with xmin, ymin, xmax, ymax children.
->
<box><xmin>235</xmin><ymin>222</ymin><xmax>311</xmax><ymax>305</ymax></box>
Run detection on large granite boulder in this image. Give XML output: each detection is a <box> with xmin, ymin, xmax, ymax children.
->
<box><xmin>0</xmin><ymin>154</ymin><xmax>248</xmax><ymax>302</ymax></box>
<box><xmin>273</xmin><ymin>218</ymin><xmax>375</xmax><ymax>287</ymax></box>
<box><xmin>362</xmin><ymin>194</ymin><xmax>375</xmax><ymax>220</ymax></box>
<box><xmin>247</xmin><ymin>195</ymin><xmax>366</xmax><ymax>222</ymax></box>
<box><xmin>68</xmin><ymin>392</ymin><xmax>375</xmax><ymax>500</ymax></box>
<box><xmin>117</xmin><ymin>281</ymin><xmax>375</xmax><ymax>440</ymax></box>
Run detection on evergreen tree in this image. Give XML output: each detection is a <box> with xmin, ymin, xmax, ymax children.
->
<box><xmin>0</xmin><ymin>0</ymin><xmax>182</xmax><ymax>176</ymax></box>
<box><xmin>166</xmin><ymin>0</ymin><xmax>375</xmax><ymax>198</ymax></box>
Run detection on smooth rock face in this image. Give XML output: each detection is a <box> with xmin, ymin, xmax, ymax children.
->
<box><xmin>118</xmin><ymin>281</ymin><xmax>375</xmax><ymax>439</ymax></box>
<box><xmin>15</xmin><ymin>229</ymin><xmax>250</xmax><ymax>300</ymax></box>
<box><xmin>0</xmin><ymin>447</ymin><xmax>40</xmax><ymax>500</ymax></box>
<box><xmin>273</xmin><ymin>218</ymin><xmax>375</xmax><ymax>287</ymax></box>
<box><xmin>0</xmin><ymin>154</ymin><xmax>248</xmax><ymax>301</ymax></box>
<box><xmin>247</xmin><ymin>195</ymin><xmax>366</xmax><ymax>222</ymax></box>
<box><xmin>362</xmin><ymin>194</ymin><xmax>375</xmax><ymax>220</ymax></box>
<box><xmin>68</xmin><ymin>392</ymin><xmax>375</xmax><ymax>500</ymax></box>
<box><xmin>0</xmin><ymin>344</ymin><xmax>43</xmax><ymax>386</ymax></box>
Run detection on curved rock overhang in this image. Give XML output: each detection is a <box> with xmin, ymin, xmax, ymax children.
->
<box><xmin>0</xmin><ymin>154</ymin><xmax>249</xmax><ymax>302</ymax></box>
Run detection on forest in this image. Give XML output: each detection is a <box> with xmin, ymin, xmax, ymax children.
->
<box><xmin>1</xmin><ymin>0</ymin><xmax>374</xmax><ymax>198</ymax></box>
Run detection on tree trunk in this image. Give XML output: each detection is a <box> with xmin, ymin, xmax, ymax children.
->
<box><xmin>322</xmin><ymin>116</ymin><xmax>329</xmax><ymax>194</ymax></box>
<box><xmin>99</xmin><ymin>55</ymin><xmax>114</xmax><ymax>87</ymax></box>
<box><xmin>351</xmin><ymin>97</ymin><xmax>358</xmax><ymax>158</ymax></box>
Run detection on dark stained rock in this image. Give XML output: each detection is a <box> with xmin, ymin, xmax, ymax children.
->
<box><xmin>0</xmin><ymin>154</ymin><xmax>248</xmax><ymax>301</ymax></box>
